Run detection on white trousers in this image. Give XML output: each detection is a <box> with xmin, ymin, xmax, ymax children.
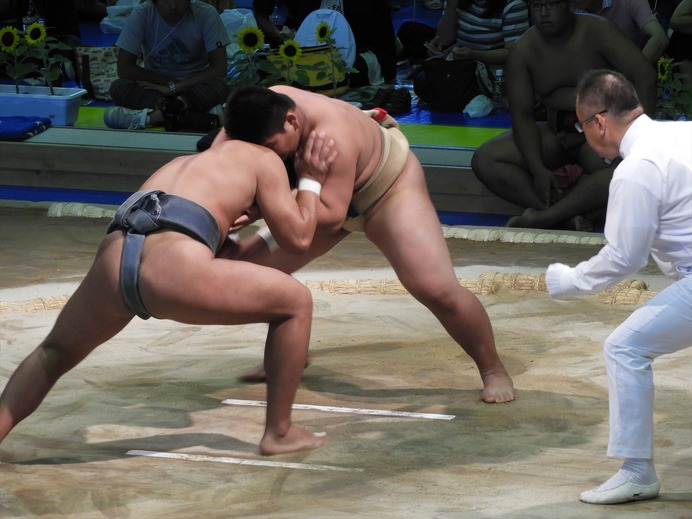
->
<box><xmin>604</xmin><ymin>274</ymin><xmax>692</xmax><ymax>459</ymax></box>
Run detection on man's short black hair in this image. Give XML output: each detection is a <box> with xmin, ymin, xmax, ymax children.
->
<box><xmin>223</xmin><ymin>86</ymin><xmax>296</xmax><ymax>144</ymax></box>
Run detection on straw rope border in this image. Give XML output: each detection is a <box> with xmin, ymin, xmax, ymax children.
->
<box><xmin>0</xmin><ymin>273</ymin><xmax>655</xmax><ymax>314</ymax></box>
<box><xmin>0</xmin><ymin>204</ymin><xmax>636</xmax><ymax>314</ymax></box>
<box><xmin>1</xmin><ymin>201</ymin><xmax>608</xmax><ymax>246</ymax></box>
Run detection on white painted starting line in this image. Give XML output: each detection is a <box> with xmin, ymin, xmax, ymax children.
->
<box><xmin>222</xmin><ymin>399</ymin><xmax>455</xmax><ymax>421</ymax></box>
<box><xmin>126</xmin><ymin>450</ymin><xmax>363</xmax><ymax>472</ymax></box>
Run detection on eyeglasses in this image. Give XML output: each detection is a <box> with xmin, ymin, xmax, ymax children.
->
<box><xmin>528</xmin><ymin>0</ymin><xmax>566</xmax><ymax>10</ymax></box>
<box><xmin>575</xmin><ymin>109</ymin><xmax>608</xmax><ymax>133</ymax></box>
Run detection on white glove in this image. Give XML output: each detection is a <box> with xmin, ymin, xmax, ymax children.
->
<box><xmin>546</xmin><ymin>263</ymin><xmax>577</xmax><ymax>299</ymax></box>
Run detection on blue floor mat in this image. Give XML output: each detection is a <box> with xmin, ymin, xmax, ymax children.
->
<box><xmin>80</xmin><ymin>21</ymin><xmax>118</xmax><ymax>47</ymax></box>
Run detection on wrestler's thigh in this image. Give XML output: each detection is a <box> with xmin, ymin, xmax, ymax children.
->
<box><xmin>474</xmin><ymin>130</ymin><xmax>519</xmax><ymax>164</ymax></box>
<box><xmin>475</xmin><ymin>124</ymin><xmax>565</xmax><ymax>167</ymax></box>
<box><xmin>140</xmin><ymin>253</ymin><xmax>311</xmax><ymax>326</ymax></box>
<box><xmin>364</xmin><ymin>160</ymin><xmax>457</xmax><ymax>293</ymax></box>
<box><xmin>48</xmin><ymin>235</ymin><xmax>134</xmax><ymax>355</ymax></box>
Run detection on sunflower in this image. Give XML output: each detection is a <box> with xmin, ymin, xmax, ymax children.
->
<box><xmin>25</xmin><ymin>22</ymin><xmax>47</xmax><ymax>46</ymax></box>
<box><xmin>278</xmin><ymin>39</ymin><xmax>302</xmax><ymax>62</ymax></box>
<box><xmin>656</xmin><ymin>56</ymin><xmax>671</xmax><ymax>83</ymax></box>
<box><xmin>315</xmin><ymin>21</ymin><xmax>332</xmax><ymax>42</ymax></box>
<box><xmin>0</xmin><ymin>26</ymin><xmax>19</xmax><ymax>53</ymax></box>
<box><xmin>237</xmin><ymin>26</ymin><xmax>264</xmax><ymax>54</ymax></box>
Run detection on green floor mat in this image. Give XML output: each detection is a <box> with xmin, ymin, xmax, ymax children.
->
<box><xmin>398</xmin><ymin>124</ymin><xmax>506</xmax><ymax>148</ymax></box>
<box><xmin>74</xmin><ymin>105</ymin><xmax>506</xmax><ymax>147</ymax></box>
<box><xmin>75</xmin><ymin>105</ymin><xmax>108</xmax><ymax>128</ymax></box>
<box><xmin>75</xmin><ymin>105</ymin><xmax>164</xmax><ymax>131</ymax></box>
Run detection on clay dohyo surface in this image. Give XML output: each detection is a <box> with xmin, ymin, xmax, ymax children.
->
<box><xmin>0</xmin><ymin>207</ymin><xmax>690</xmax><ymax>518</ymax></box>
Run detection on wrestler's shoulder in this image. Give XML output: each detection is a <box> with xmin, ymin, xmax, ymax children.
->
<box><xmin>210</xmin><ymin>139</ymin><xmax>278</xmax><ymax>162</ymax></box>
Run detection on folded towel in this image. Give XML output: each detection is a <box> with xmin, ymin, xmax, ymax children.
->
<box><xmin>0</xmin><ymin>116</ymin><xmax>52</xmax><ymax>141</ymax></box>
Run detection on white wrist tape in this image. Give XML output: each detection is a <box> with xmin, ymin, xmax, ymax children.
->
<box><xmin>298</xmin><ymin>177</ymin><xmax>322</xmax><ymax>196</ymax></box>
<box><xmin>256</xmin><ymin>226</ymin><xmax>278</xmax><ymax>251</ymax></box>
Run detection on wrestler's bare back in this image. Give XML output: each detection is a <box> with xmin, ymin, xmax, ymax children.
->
<box><xmin>139</xmin><ymin>140</ymin><xmax>285</xmax><ymax>243</ymax></box>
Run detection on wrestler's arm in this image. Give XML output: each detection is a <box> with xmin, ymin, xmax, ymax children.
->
<box><xmin>639</xmin><ymin>19</ymin><xmax>669</xmax><ymax>64</ymax></box>
<box><xmin>256</xmin><ymin>131</ymin><xmax>336</xmax><ymax>253</ymax></box>
<box><xmin>595</xmin><ymin>18</ymin><xmax>657</xmax><ymax>115</ymax></box>
<box><xmin>311</xmin><ymin>128</ymin><xmax>359</xmax><ymax>234</ymax></box>
<box><xmin>671</xmin><ymin>0</ymin><xmax>692</xmax><ymax>31</ymax></box>
<box><xmin>220</xmin><ymin>134</ymin><xmax>340</xmax><ymax>259</ymax></box>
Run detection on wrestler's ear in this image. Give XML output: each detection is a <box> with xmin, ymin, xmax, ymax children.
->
<box><xmin>286</xmin><ymin>111</ymin><xmax>300</xmax><ymax>131</ymax></box>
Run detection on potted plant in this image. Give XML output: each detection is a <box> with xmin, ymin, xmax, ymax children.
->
<box><xmin>0</xmin><ymin>22</ymin><xmax>86</xmax><ymax>126</ymax></box>
<box><xmin>313</xmin><ymin>21</ymin><xmax>356</xmax><ymax>97</ymax></box>
<box><xmin>655</xmin><ymin>56</ymin><xmax>692</xmax><ymax>121</ymax></box>
<box><xmin>227</xmin><ymin>22</ymin><xmax>356</xmax><ymax>97</ymax></box>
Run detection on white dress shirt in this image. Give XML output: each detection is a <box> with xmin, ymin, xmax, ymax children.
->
<box><xmin>547</xmin><ymin>115</ymin><xmax>692</xmax><ymax>298</ymax></box>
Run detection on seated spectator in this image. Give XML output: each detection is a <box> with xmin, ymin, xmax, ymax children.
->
<box><xmin>252</xmin><ymin>0</ymin><xmax>397</xmax><ymax>86</ymax></box>
<box><xmin>104</xmin><ymin>0</ymin><xmax>230</xmax><ymax>131</ymax></box>
<box><xmin>428</xmin><ymin>0</ymin><xmax>528</xmax><ymax>66</ymax></box>
<box><xmin>414</xmin><ymin>0</ymin><xmax>529</xmax><ymax>102</ymax></box>
<box><xmin>572</xmin><ymin>0</ymin><xmax>669</xmax><ymax>63</ymax></box>
<box><xmin>471</xmin><ymin>5</ymin><xmax>657</xmax><ymax>231</ymax></box>
<box><xmin>667</xmin><ymin>0</ymin><xmax>692</xmax><ymax>94</ymax></box>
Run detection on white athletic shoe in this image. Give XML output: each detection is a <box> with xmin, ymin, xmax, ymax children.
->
<box><xmin>580</xmin><ymin>479</ymin><xmax>660</xmax><ymax>505</ymax></box>
<box><xmin>104</xmin><ymin>106</ymin><xmax>150</xmax><ymax>130</ymax></box>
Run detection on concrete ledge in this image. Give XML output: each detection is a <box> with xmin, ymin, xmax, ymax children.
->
<box><xmin>0</xmin><ymin>128</ymin><xmax>197</xmax><ymax>193</ymax></box>
<box><xmin>409</xmin><ymin>145</ymin><xmax>521</xmax><ymax>215</ymax></box>
<box><xmin>0</xmin><ymin>127</ymin><xmax>520</xmax><ymax>216</ymax></box>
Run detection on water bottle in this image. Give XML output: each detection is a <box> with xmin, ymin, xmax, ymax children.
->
<box><xmin>492</xmin><ymin>68</ymin><xmax>507</xmax><ymax>112</ymax></box>
<box><xmin>22</xmin><ymin>0</ymin><xmax>43</xmax><ymax>30</ymax></box>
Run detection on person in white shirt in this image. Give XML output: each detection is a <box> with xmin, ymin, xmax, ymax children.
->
<box><xmin>546</xmin><ymin>69</ymin><xmax>692</xmax><ymax>505</ymax></box>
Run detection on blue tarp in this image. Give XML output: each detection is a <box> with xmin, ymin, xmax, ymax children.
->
<box><xmin>0</xmin><ymin>116</ymin><xmax>52</xmax><ymax>141</ymax></box>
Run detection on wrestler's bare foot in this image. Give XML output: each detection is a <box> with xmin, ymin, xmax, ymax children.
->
<box><xmin>481</xmin><ymin>371</ymin><xmax>515</xmax><ymax>403</ymax></box>
<box><xmin>259</xmin><ymin>425</ymin><xmax>329</xmax><ymax>455</ymax></box>
<box><xmin>564</xmin><ymin>215</ymin><xmax>594</xmax><ymax>232</ymax></box>
<box><xmin>506</xmin><ymin>208</ymin><xmax>544</xmax><ymax>229</ymax></box>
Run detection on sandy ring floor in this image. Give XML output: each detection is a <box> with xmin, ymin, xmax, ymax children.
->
<box><xmin>0</xmin><ymin>207</ymin><xmax>690</xmax><ymax>519</ymax></box>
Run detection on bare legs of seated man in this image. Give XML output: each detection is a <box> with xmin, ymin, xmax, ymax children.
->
<box><xmin>472</xmin><ymin>124</ymin><xmax>616</xmax><ymax>230</ymax></box>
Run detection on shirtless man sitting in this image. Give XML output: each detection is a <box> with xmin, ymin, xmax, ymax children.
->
<box><xmin>0</xmin><ymin>133</ymin><xmax>336</xmax><ymax>456</ymax></box>
<box><xmin>471</xmin><ymin>1</ymin><xmax>656</xmax><ymax>230</ymax></box>
<box><xmin>218</xmin><ymin>85</ymin><xmax>515</xmax><ymax>404</ymax></box>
